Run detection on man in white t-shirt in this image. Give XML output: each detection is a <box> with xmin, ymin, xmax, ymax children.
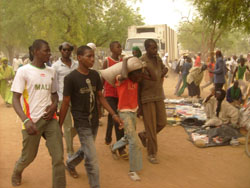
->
<box><xmin>227</xmin><ymin>55</ymin><xmax>238</xmax><ymax>87</ymax></box>
<box><xmin>12</xmin><ymin>55</ymin><xmax>23</xmax><ymax>73</ymax></box>
<box><xmin>52</xmin><ymin>42</ymin><xmax>78</xmax><ymax>159</ymax></box>
<box><xmin>11</xmin><ymin>39</ymin><xmax>65</xmax><ymax>188</ymax></box>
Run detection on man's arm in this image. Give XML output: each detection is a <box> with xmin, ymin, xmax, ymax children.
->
<box><xmin>160</xmin><ymin>58</ymin><xmax>168</xmax><ymax>78</ymax></box>
<box><xmin>59</xmin><ymin>96</ymin><xmax>70</xmax><ymax>128</ymax></box>
<box><xmin>12</xmin><ymin>92</ymin><xmax>38</xmax><ymax>135</ymax></box>
<box><xmin>233</xmin><ymin>67</ymin><xmax>238</xmax><ymax>82</ymax></box>
<box><xmin>212</xmin><ymin>60</ymin><xmax>223</xmax><ymax>74</ymax></box>
<box><xmin>161</xmin><ymin>67</ymin><xmax>168</xmax><ymax>78</ymax></box>
<box><xmin>246</xmin><ymin>65</ymin><xmax>250</xmax><ymax>72</ymax></box>
<box><xmin>97</xmin><ymin>91</ymin><xmax>123</xmax><ymax>129</ymax></box>
<box><xmin>102</xmin><ymin>58</ymin><xmax>108</xmax><ymax>69</ymax></box>
<box><xmin>43</xmin><ymin>92</ymin><xmax>58</xmax><ymax>120</ymax></box>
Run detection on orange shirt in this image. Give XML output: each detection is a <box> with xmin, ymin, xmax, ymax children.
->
<box><xmin>208</xmin><ymin>62</ymin><xmax>215</xmax><ymax>78</ymax></box>
<box><xmin>116</xmin><ymin>79</ymin><xmax>138</xmax><ymax>111</ymax></box>
<box><xmin>194</xmin><ymin>56</ymin><xmax>201</xmax><ymax>67</ymax></box>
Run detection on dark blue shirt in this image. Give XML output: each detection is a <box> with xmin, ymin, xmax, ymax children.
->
<box><xmin>181</xmin><ymin>62</ymin><xmax>192</xmax><ymax>76</ymax></box>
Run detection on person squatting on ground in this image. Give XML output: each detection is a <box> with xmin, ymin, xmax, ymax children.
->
<box><xmin>138</xmin><ymin>39</ymin><xmax>168</xmax><ymax>164</ymax></box>
<box><xmin>233</xmin><ymin>57</ymin><xmax>250</xmax><ymax>99</ymax></box>
<box><xmin>110</xmin><ymin>57</ymin><xmax>143</xmax><ymax>181</ymax></box>
<box><xmin>11</xmin><ymin>39</ymin><xmax>66</xmax><ymax>188</ymax></box>
<box><xmin>203</xmin><ymin>89</ymin><xmax>239</xmax><ymax>128</ymax></box>
<box><xmin>226</xmin><ymin>80</ymin><xmax>243</xmax><ymax>107</ymax></box>
<box><xmin>52</xmin><ymin>42</ymin><xmax>78</xmax><ymax>159</ymax></box>
<box><xmin>177</xmin><ymin>56</ymin><xmax>192</xmax><ymax>97</ymax></box>
<box><xmin>102</xmin><ymin>41</ymin><xmax>127</xmax><ymax>158</ymax></box>
<box><xmin>59</xmin><ymin>45</ymin><xmax>123</xmax><ymax>188</ymax></box>
<box><xmin>186</xmin><ymin>64</ymin><xmax>207</xmax><ymax>98</ymax></box>
<box><xmin>0</xmin><ymin>57</ymin><xmax>15</xmax><ymax>107</ymax></box>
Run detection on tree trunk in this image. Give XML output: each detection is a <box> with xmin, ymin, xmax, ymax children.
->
<box><xmin>6</xmin><ymin>45</ymin><xmax>14</xmax><ymax>65</ymax></box>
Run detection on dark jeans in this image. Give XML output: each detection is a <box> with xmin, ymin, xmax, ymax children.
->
<box><xmin>105</xmin><ymin>97</ymin><xmax>125</xmax><ymax>150</ymax></box>
<box><xmin>215</xmin><ymin>83</ymin><xmax>224</xmax><ymax>91</ymax></box>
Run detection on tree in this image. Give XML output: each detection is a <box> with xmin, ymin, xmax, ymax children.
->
<box><xmin>178</xmin><ymin>0</ymin><xmax>250</xmax><ymax>59</ymax></box>
<box><xmin>178</xmin><ymin>17</ymin><xmax>250</xmax><ymax>58</ymax></box>
<box><xmin>193</xmin><ymin>0</ymin><xmax>250</xmax><ymax>32</ymax></box>
<box><xmin>0</xmin><ymin>0</ymin><xmax>144</xmax><ymax>61</ymax></box>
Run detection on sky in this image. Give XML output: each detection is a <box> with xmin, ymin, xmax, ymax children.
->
<box><xmin>132</xmin><ymin>0</ymin><xmax>196</xmax><ymax>30</ymax></box>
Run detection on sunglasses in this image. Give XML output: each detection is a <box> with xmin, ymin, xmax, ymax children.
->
<box><xmin>62</xmin><ymin>48</ymin><xmax>72</xmax><ymax>52</ymax></box>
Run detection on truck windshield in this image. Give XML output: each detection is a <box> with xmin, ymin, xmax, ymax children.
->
<box><xmin>125</xmin><ymin>38</ymin><xmax>159</xmax><ymax>51</ymax></box>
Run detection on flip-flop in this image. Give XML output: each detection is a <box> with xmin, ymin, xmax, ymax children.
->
<box><xmin>119</xmin><ymin>150</ymin><xmax>129</xmax><ymax>160</ymax></box>
<box><xmin>110</xmin><ymin>144</ymin><xmax>119</xmax><ymax>160</ymax></box>
<box><xmin>65</xmin><ymin>165</ymin><xmax>79</xmax><ymax>178</ymax></box>
<box><xmin>147</xmin><ymin>156</ymin><xmax>159</xmax><ymax>164</ymax></box>
<box><xmin>128</xmin><ymin>172</ymin><xmax>141</xmax><ymax>181</ymax></box>
<box><xmin>120</xmin><ymin>153</ymin><xmax>129</xmax><ymax>160</ymax></box>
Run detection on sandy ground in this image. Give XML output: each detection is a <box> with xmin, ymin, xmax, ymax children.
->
<box><xmin>1</xmin><ymin>70</ymin><xmax>250</xmax><ymax>188</ymax></box>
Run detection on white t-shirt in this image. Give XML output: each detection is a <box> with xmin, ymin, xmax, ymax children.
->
<box><xmin>52</xmin><ymin>58</ymin><xmax>78</xmax><ymax>101</ymax></box>
<box><xmin>12</xmin><ymin>58</ymin><xmax>23</xmax><ymax>72</ymax></box>
<box><xmin>227</xmin><ymin>59</ymin><xmax>238</xmax><ymax>72</ymax></box>
<box><xmin>11</xmin><ymin>64</ymin><xmax>58</xmax><ymax>123</ymax></box>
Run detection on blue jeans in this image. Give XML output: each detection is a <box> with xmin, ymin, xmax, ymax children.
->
<box><xmin>67</xmin><ymin>118</ymin><xmax>99</xmax><ymax>188</ymax></box>
<box><xmin>112</xmin><ymin>111</ymin><xmax>142</xmax><ymax>172</ymax></box>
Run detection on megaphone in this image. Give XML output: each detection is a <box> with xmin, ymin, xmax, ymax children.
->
<box><xmin>99</xmin><ymin>57</ymin><xmax>146</xmax><ymax>86</ymax></box>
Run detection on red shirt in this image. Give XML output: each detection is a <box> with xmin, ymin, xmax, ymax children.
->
<box><xmin>103</xmin><ymin>57</ymin><xmax>119</xmax><ymax>98</ymax></box>
<box><xmin>194</xmin><ymin>56</ymin><xmax>201</xmax><ymax>67</ymax></box>
<box><xmin>208</xmin><ymin>62</ymin><xmax>215</xmax><ymax>78</ymax></box>
<box><xmin>116</xmin><ymin>79</ymin><xmax>138</xmax><ymax>111</ymax></box>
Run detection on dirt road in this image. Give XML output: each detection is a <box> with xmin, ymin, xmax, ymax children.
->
<box><xmin>1</xmin><ymin>72</ymin><xmax>250</xmax><ymax>188</ymax></box>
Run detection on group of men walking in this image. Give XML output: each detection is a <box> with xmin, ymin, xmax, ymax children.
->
<box><xmin>7</xmin><ymin>38</ymin><xmax>168</xmax><ymax>188</ymax></box>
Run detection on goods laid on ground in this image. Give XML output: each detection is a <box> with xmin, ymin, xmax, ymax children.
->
<box><xmin>165</xmin><ymin>98</ymin><xmax>243</xmax><ymax>148</ymax></box>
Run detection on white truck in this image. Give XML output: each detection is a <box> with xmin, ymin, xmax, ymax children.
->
<box><xmin>124</xmin><ymin>24</ymin><xmax>178</xmax><ymax>61</ymax></box>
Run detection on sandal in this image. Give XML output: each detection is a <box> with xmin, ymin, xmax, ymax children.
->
<box><xmin>65</xmin><ymin>165</ymin><xmax>78</xmax><ymax>178</ymax></box>
<box><xmin>110</xmin><ymin>144</ymin><xmax>119</xmax><ymax>160</ymax></box>
<box><xmin>128</xmin><ymin>172</ymin><xmax>141</xmax><ymax>181</ymax></box>
<box><xmin>147</xmin><ymin>155</ymin><xmax>159</xmax><ymax>164</ymax></box>
<box><xmin>119</xmin><ymin>150</ymin><xmax>129</xmax><ymax>160</ymax></box>
<box><xmin>11</xmin><ymin>171</ymin><xmax>22</xmax><ymax>186</ymax></box>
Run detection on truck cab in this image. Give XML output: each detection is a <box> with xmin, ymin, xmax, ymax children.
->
<box><xmin>124</xmin><ymin>25</ymin><xmax>178</xmax><ymax>61</ymax></box>
<box><xmin>125</xmin><ymin>38</ymin><xmax>165</xmax><ymax>57</ymax></box>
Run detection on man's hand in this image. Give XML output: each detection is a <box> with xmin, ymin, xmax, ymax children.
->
<box><xmin>24</xmin><ymin>120</ymin><xmax>38</xmax><ymax>135</ymax></box>
<box><xmin>43</xmin><ymin>105</ymin><xmax>57</xmax><ymax>121</ymax></box>
<box><xmin>211</xmin><ymin>88</ymin><xmax>215</xmax><ymax>96</ymax></box>
<box><xmin>137</xmin><ymin>107</ymin><xmax>143</xmax><ymax>118</ymax></box>
<box><xmin>113</xmin><ymin>115</ymin><xmax>124</xmax><ymax>129</ymax></box>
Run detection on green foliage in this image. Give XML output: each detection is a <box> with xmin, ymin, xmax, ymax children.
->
<box><xmin>193</xmin><ymin>0</ymin><xmax>250</xmax><ymax>32</ymax></box>
<box><xmin>177</xmin><ymin>18</ymin><xmax>209</xmax><ymax>53</ymax></box>
<box><xmin>177</xmin><ymin>17</ymin><xmax>250</xmax><ymax>57</ymax></box>
<box><xmin>216</xmin><ymin>31</ymin><xmax>250</xmax><ymax>56</ymax></box>
<box><xmin>179</xmin><ymin>0</ymin><xmax>250</xmax><ymax>58</ymax></box>
<box><xmin>0</xmin><ymin>0</ymin><xmax>144</xmax><ymax>59</ymax></box>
